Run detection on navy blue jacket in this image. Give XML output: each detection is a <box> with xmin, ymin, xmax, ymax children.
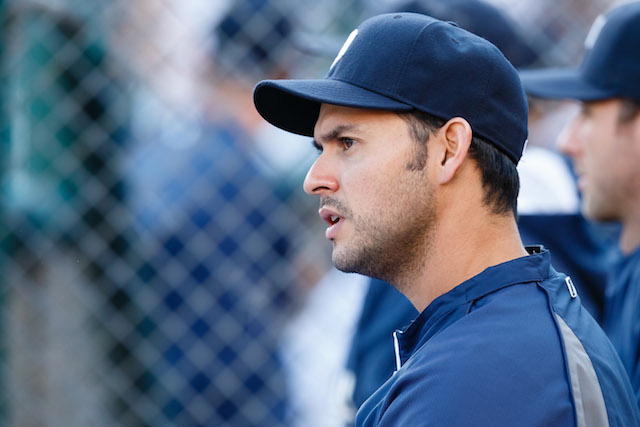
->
<box><xmin>604</xmin><ymin>245</ymin><xmax>640</xmax><ymax>408</ymax></box>
<box><xmin>345</xmin><ymin>214</ymin><xmax>617</xmax><ymax>415</ymax></box>
<box><xmin>345</xmin><ymin>279</ymin><xmax>417</xmax><ymax>411</ymax></box>
<box><xmin>356</xmin><ymin>248</ymin><xmax>639</xmax><ymax>426</ymax></box>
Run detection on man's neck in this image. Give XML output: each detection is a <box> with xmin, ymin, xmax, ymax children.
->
<box><xmin>400</xmin><ymin>213</ymin><xmax>528</xmax><ymax>313</ymax></box>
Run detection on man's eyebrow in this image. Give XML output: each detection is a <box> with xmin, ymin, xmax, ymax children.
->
<box><xmin>314</xmin><ymin>124</ymin><xmax>360</xmax><ymax>146</ymax></box>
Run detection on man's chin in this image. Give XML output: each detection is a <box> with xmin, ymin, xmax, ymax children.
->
<box><xmin>332</xmin><ymin>249</ymin><xmax>385</xmax><ymax>281</ymax></box>
<box><xmin>331</xmin><ymin>256</ymin><xmax>354</xmax><ymax>274</ymax></box>
<box><xmin>581</xmin><ymin>199</ymin><xmax>618</xmax><ymax>223</ymax></box>
<box><xmin>331</xmin><ymin>249</ymin><xmax>361</xmax><ymax>275</ymax></box>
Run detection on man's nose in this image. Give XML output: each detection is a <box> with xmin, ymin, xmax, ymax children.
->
<box><xmin>557</xmin><ymin>115</ymin><xmax>582</xmax><ymax>159</ymax></box>
<box><xmin>303</xmin><ymin>154</ymin><xmax>339</xmax><ymax>196</ymax></box>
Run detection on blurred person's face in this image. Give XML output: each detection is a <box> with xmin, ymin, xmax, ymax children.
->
<box><xmin>558</xmin><ymin>99</ymin><xmax>640</xmax><ymax>222</ymax></box>
<box><xmin>303</xmin><ymin>104</ymin><xmax>437</xmax><ymax>282</ymax></box>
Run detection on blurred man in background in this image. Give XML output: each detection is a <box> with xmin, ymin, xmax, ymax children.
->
<box><xmin>520</xmin><ymin>0</ymin><xmax>640</xmax><ymax>406</ymax></box>
<box><xmin>128</xmin><ymin>1</ymin><xmax>313</xmax><ymax>425</ymax></box>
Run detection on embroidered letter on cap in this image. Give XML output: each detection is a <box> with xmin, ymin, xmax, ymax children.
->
<box><xmin>585</xmin><ymin>15</ymin><xmax>606</xmax><ymax>50</ymax></box>
<box><xmin>330</xmin><ymin>29</ymin><xmax>358</xmax><ymax>70</ymax></box>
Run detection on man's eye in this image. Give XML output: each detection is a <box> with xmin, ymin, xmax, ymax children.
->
<box><xmin>313</xmin><ymin>141</ymin><xmax>323</xmax><ymax>153</ymax></box>
<box><xmin>341</xmin><ymin>138</ymin><xmax>354</xmax><ymax>150</ymax></box>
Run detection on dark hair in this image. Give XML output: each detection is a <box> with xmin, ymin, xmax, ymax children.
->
<box><xmin>397</xmin><ymin>110</ymin><xmax>519</xmax><ymax>216</ymax></box>
<box><xmin>618</xmin><ymin>98</ymin><xmax>640</xmax><ymax>123</ymax></box>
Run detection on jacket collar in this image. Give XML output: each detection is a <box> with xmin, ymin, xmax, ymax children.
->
<box><xmin>394</xmin><ymin>246</ymin><xmax>551</xmax><ymax>369</ymax></box>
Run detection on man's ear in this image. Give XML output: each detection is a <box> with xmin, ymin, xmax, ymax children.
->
<box><xmin>437</xmin><ymin>117</ymin><xmax>472</xmax><ymax>184</ymax></box>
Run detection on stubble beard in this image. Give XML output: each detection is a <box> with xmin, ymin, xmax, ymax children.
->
<box><xmin>331</xmin><ymin>184</ymin><xmax>437</xmax><ymax>288</ymax></box>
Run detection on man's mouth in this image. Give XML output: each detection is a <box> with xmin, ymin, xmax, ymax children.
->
<box><xmin>577</xmin><ymin>175</ymin><xmax>587</xmax><ymax>192</ymax></box>
<box><xmin>320</xmin><ymin>208</ymin><xmax>345</xmax><ymax>240</ymax></box>
<box><xmin>320</xmin><ymin>208</ymin><xmax>343</xmax><ymax>226</ymax></box>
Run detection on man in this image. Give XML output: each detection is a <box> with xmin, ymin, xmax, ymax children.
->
<box><xmin>254</xmin><ymin>12</ymin><xmax>639</xmax><ymax>426</ymax></box>
<box><xmin>519</xmin><ymin>1</ymin><xmax>640</xmax><ymax>407</ymax></box>
<box><xmin>343</xmin><ymin>1</ymin><xmax>615</xmax><ymax>419</ymax></box>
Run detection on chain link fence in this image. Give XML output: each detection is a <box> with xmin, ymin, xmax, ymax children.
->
<box><xmin>0</xmin><ymin>0</ymin><xmax>616</xmax><ymax>426</ymax></box>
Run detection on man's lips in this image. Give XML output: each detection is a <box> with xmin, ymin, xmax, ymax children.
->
<box><xmin>319</xmin><ymin>207</ymin><xmax>343</xmax><ymax>226</ymax></box>
<box><xmin>577</xmin><ymin>175</ymin><xmax>587</xmax><ymax>192</ymax></box>
<box><xmin>319</xmin><ymin>207</ymin><xmax>344</xmax><ymax>239</ymax></box>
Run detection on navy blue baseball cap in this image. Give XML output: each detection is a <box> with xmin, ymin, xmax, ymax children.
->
<box><xmin>519</xmin><ymin>2</ymin><xmax>640</xmax><ymax>102</ymax></box>
<box><xmin>253</xmin><ymin>12</ymin><xmax>529</xmax><ymax>164</ymax></box>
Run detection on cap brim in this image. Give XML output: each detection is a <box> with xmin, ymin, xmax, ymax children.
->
<box><xmin>519</xmin><ymin>68</ymin><xmax>616</xmax><ymax>101</ymax></box>
<box><xmin>253</xmin><ymin>79</ymin><xmax>413</xmax><ymax>136</ymax></box>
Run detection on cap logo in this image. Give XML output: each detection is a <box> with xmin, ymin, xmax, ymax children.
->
<box><xmin>330</xmin><ymin>29</ymin><xmax>358</xmax><ymax>70</ymax></box>
<box><xmin>585</xmin><ymin>14</ymin><xmax>606</xmax><ymax>49</ymax></box>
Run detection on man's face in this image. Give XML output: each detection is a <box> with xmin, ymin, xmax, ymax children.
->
<box><xmin>558</xmin><ymin>99</ymin><xmax>640</xmax><ymax>221</ymax></box>
<box><xmin>303</xmin><ymin>104</ymin><xmax>437</xmax><ymax>282</ymax></box>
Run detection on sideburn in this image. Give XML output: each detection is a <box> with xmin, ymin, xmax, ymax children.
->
<box><xmin>406</xmin><ymin>139</ymin><xmax>428</xmax><ymax>171</ymax></box>
<box><xmin>396</xmin><ymin>110</ymin><xmax>444</xmax><ymax>172</ymax></box>
<box><xmin>618</xmin><ymin>98</ymin><xmax>640</xmax><ymax>124</ymax></box>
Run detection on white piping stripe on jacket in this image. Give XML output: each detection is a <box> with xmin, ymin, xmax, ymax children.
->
<box><xmin>393</xmin><ymin>331</ymin><xmax>402</xmax><ymax>373</ymax></box>
<box><xmin>556</xmin><ymin>314</ymin><xmax>609</xmax><ymax>427</ymax></box>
